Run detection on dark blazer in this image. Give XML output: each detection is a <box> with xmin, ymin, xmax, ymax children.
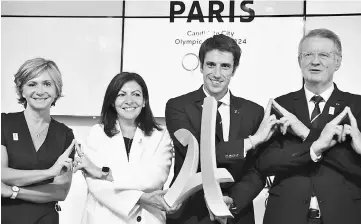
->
<box><xmin>257</xmin><ymin>85</ymin><xmax>361</xmax><ymax>224</ymax></box>
<box><xmin>165</xmin><ymin>86</ymin><xmax>267</xmax><ymax>224</ymax></box>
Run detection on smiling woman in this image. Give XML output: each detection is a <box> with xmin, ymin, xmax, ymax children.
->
<box><xmin>72</xmin><ymin>72</ymin><xmax>174</xmax><ymax>224</ymax></box>
<box><xmin>14</xmin><ymin>58</ymin><xmax>63</xmax><ymax>108</ymax></box>
<box><xmin>114</xmin><ymin>80</ymin><xmax>146</xmax><ymax>129</ymax></box>
<box><xmin>1</xmin><ymin>58</ymin><xmax>77</xmax><ymax>224</ymax></box>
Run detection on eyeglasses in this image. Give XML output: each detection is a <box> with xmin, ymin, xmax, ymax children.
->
<box><xmin>298</xmin><ymin>51</ymin><xmax>337</xmax><ymax>61</ymax></box>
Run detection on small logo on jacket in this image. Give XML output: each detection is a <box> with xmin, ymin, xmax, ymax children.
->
<box><xmin>329</xmin><ymin>107</ymin><xmax>335</xmax><ymax>115</ymax></box>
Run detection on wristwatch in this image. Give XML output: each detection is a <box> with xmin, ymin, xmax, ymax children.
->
<box><xmin>230</xmin><ymin>202</ymin><xmax>239</xmax><ymax>214</ymax></box>
<box><xmin>10</xmin><ymin>185</ymin><xmax>20</xmax><ymax>199</ymax></box>
<box><xmin>101</xmin><ymin>166</ymin><xmax>110</xmax><ymax>179</ymax></box>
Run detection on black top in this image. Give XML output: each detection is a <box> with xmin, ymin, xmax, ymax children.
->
<box><xmin>1</xmin><ymin>112</ymin><xmax>75</xmax><ymax>224</ymax></box>
<box><xmin>123</xmin><ymin>137</ymin><xmax>133</xmax><ymax>159</ymax></box>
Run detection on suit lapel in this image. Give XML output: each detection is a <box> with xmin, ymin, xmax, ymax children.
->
<box><xmin>198</xmin><ymin>88</ymin><xmax>222</xmax><ymax>141</ymax></box>
<box><xmin>291</xmin><ymin>85</ymin><xmax>346</xmax><ymax>129</ymax></box>
<box><xmin>106</xmin><ymin>127</ymin><xmax>149</xmax><ymax>182</ymax></box>
<box><xmin>189</xmin><ymin>86</ymin><xmax>242</xmax><ymax>142</ymax></box>
<box><xmin>127</xmin><ymin>127</ymin><xmax>145</xmax><ymax>165</ymax></box>
<box><xmin>292</xmin><ymin>88</ymin><xmax>312</xmax><ymax>127</ymax></box>
<box><xmin>106</xmin><ymin>130</ymin><xmax>128</xmax><ymax>173</ymax></box>
<box><xmin>229</xmin><ymin>93</ymin><xmax>243</xmax><ymax>140</ymax></box>
<box><xmin>315</xmin><ymin>85</ymin><xmax>346</xmax><ymax>127</ymax></box>
<box><xmin>185</xmin><ymin>86</ymin><xmax>205</xmax><ymax>141</ymax></box>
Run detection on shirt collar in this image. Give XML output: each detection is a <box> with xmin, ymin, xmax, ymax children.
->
<box><xmin>202</xmin><ymin>86</ymin><xmax>231</xmax><ymax>106</ymax></box>
<box><xmin>304</xmin><ymin>83</ymin><xmax>334</xmax><ymax>103</ymax></box>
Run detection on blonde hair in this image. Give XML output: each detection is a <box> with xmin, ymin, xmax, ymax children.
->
<box><xmin>14</xmin><ymin>58</ymin><xmax>63</xmax><ymax>107</ymax></box>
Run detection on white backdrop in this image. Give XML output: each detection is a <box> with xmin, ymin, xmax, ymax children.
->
<box><xmin>1</xmin><ymin>18</ymin><xmax>122</xmax><ymax>116</ymax></box>
<box><xmin>123</xmin><ymin>17</ymin><xmax>304</xmax><ymax>116</ymax></box>
<box><xmin>1</xmin><ymin>1</ymin><xmax>361</xmax><ymax>224</ymax></box>
<box><xmin>3</xmin><ymin>1</ymin><xmax>360</xmax><ymax>117</ymax></box>
<box><xmin>305</xmin><ymin>16</ymin><xmax>361</xmax><ymax>95</ymax></box>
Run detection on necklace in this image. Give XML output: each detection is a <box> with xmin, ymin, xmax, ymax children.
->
<box><xmin>35</xmin><ymin>125</ymin><xmax>49</xmax><ymax>138</ymax></box>
<box><xmin>23</xmin><ymin>111</ymin><xmax>51</xmax><ymax>138</ymax></box>
<box><xmin>31</xmin><ymin>123</ymin><xmax>50</xmax><ymax>138</ymax></box>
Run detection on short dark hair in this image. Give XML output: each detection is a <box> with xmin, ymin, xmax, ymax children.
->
<box><xmin>100</xmin><ymin>72</ymin><xmax>161</xmax><ymax>138</ymax></box>
<box><xmin>14</xmin><ymin>58</ymin><xmax>63</xmax><ymax>108</ymax></box>
<box><xmin>199</xmin><ymin>34</ymin><xmax>241</xmax><ymax>72</ymax></box>
<box><xmin>298</xmin><ymin>28</ymin><xmax>342</xmax><ymax>56</ymax></box>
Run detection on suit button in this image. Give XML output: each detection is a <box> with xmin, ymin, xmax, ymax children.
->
<box><xmin>137</xmin><ymin>216</ymin><xmax>141</xmax><ymax>222</ymax></box>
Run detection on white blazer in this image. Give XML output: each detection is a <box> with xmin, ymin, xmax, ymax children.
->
<box><xmin>81</xmin><ymin>124</ymin><xmax>173</xmax><ymax>224</ymax></box>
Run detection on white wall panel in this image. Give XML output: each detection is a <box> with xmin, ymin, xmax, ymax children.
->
<box><xmin>123</xmin><ymin>17</ymin><xmax>304</xmax><ymax>116</ymax></box>
<box><xmin>305</xmin><ymin>16</ymin><xmax>361</xmax><ymax>95</ymax></box>
<box><xmin>1</xmin><ymin>18</ymin><xmax>122</xmax><ymax>116</ymax></box>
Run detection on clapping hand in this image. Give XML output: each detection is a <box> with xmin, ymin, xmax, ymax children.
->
<box><xmin>341</xmin><ymin>108</ymin><xmax>361</xmax><ymax>155</ymax></box>
<box><xmin>272</xmin><ymin>99</ymin><xmax>310</xmax><ymax>140</ymax></box>
<box><xmin>48</xmin><ymin>139</ymin><xmax>76</xmax><ymax>177</ymax></box>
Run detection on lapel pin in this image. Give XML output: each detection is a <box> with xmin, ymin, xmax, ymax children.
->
<box><xmin>234</xmin><ymin>109</ymin><xmax>239</xmax><ymax>114</ymax></box>
<box><xmin>13</xmin><ymin>133</ymin><xmax>18</xmax><ymax>141</ymax></box>
<box><xmin>329</xmin><ymin>107</ymin><xmax>335</xmax><ymax>115</ymax></box>
<box><xmin>336</xmin><ymin>103</ymin><xmax>340</xmax><ymax>106</ymax></box>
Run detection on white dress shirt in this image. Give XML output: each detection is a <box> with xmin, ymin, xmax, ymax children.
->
<box><xmin>202</xmin><ymin>87</ymin><xmax>249</xmax><ymax>158</ymax></box>
<box><xmin>203</xmin><ymin>86</ymin><xmax>231</xmax><ymax>141</ymax></box>
<box><xmin>304</xmin><ymin>84</ymin><xmax>334</xmax><ymax>122</ymax></box>
<box><xmin>305</xmin><ymin>83</ymin><xmax>334</xmax><ymax>212</ymax></box>
<box><xmin>306</xmin><ymin>84</ymin><xmax>335</xmax><ymax>161</ymax></box>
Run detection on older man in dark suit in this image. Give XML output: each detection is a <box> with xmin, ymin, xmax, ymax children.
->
<box><xmin>257</xmin><ymin>28</ymin><xmax>361</xmax><ymax>224</ymax></box>
<box><xmin>165</xmin><ymin>34</ymin><xmax>279</xmax><ymax>224</ymax></box>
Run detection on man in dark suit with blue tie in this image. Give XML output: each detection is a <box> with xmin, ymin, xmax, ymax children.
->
<box><xmin>165</xmin><ymin>34</ymin><xmax>279</xmax><ymax>224</ymax></box>
<box><xmin>257</xmin><ymin>28</ymin><xmax>361</xmax><ymax>224</ymax></box>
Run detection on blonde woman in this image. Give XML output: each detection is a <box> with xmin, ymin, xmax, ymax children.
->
<box><xmin>1</xmin><ymin>58</ymin><xmax>76</xmax><ymax>224</ymax></box>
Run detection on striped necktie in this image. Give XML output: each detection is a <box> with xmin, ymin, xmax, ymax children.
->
<box><xmin>310</xmin><ymin>95</ymin><xmax>324</xmax><ymax>128</ymax></box>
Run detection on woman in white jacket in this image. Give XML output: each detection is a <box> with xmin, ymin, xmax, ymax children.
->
<box><xmin>73</xmin><ymin>72</ymin><xmax>174</xmax><ymax>224</ymax></box>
